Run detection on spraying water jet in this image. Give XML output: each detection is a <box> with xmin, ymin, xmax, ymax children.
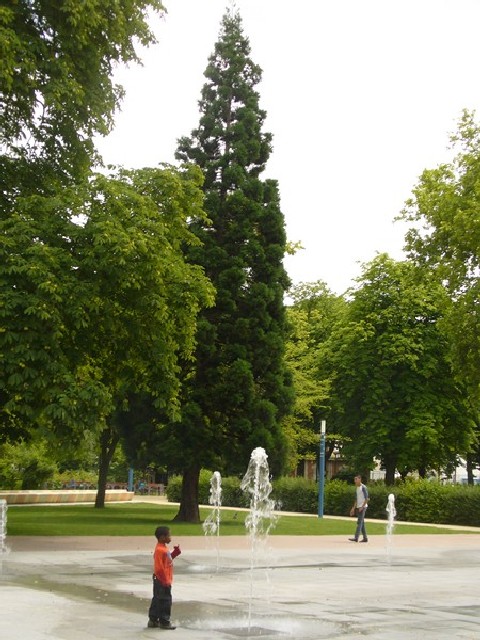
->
<box><xmin>0</xmin><ymin>499</ymin><xmax>7</xmax><ymax>554</ymax></box>
<box><xmin>240</xmin><ymin>447</ymin><xmax>277</xmax><ymax>630</ymax></box>
<box><xmin>202</xmin><ymin>471</ymin><xmax>222</xmax><ymax>570</ymax></box>
<box><xmin>385</xmin><ymin>492</ymin><xmax>396</xmax><ymax>562</ymax></box>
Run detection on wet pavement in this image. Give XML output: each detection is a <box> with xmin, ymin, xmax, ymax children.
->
<box><xmin>1</xmin><ymin>531</ymin><xmax>480</xmax><ymax>639</ymax></box>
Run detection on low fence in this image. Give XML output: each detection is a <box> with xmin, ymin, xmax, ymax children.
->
<box><xmin>60</xmin><ymin>483</ymin><xmax>166</xmax><ymax>494</ymax></box>
<box><xmin>0</xmin><ymin>490</ymin><xmax>134</xmax><ymax>505</ymax></box>
<box><xmin>133</xmin><ymin>483</ymin><xmax>165</xmax><ymax>495</ymax></box>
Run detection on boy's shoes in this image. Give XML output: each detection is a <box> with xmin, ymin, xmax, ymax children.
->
<box><xmin>148</xmin><ymin>619</ymin><xmax>176</xmax><ymax>630</ymax></box>
<box><xmin>147</xmin><ymin>620</ymin><xmax>160</xmax><ymax>628</ymax></box>
<box><xmin>159</xmin><ymin>621</ymin><xmax>176</xmax><ymax>630</ymax></box>
<box><xmin>360</xmin><ymin>538</ymin><xmax>368</xmax><ymax>542</ymax></box>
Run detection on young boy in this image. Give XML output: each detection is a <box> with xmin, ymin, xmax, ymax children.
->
<box><xmin>147</xmin><ymin>526</ymin><xmax>181</xmax><ymax>629</ymax></box>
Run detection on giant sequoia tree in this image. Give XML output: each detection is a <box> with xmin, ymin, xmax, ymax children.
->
<box><xmin>167</xmin><ymin>9</ymin><xmax>292</xmax><ymax>521</ymax></box>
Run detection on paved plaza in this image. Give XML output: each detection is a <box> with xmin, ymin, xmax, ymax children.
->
<box><xmin>1</xmin><ymin>527</ymin><xmax>480</xmax><ymax>640</ymax></box>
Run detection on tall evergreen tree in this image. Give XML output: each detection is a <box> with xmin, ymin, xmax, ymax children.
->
<box><xmin>169</xmin><ymin>8</ymin><xmax>292</xmax><ymax>521</ymax></box>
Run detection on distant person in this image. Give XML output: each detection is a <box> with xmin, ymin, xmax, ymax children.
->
<box><xmin>147</xmin><ymin>526</ymin><xmax>181</xmax><ymax>629</ymax></box>
<box><xmin>349</xmin><ymin>474</ymin><xmax>369</xmax><ymax>542</ymax></box>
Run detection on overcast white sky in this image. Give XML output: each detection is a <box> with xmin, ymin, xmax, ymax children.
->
<box><xmin>95</xmin><ymin>0</ymin><xmax>480</xmax><ymax>295</ymax></box>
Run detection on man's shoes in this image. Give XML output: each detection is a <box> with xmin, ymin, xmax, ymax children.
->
<box><xmin>348</xmin><ymin>537</ymin><xmax>368</xmax><ymax>543</ymax></box>
<box><xmin>147</xmin><ymin>619</ymin><xmax>160</xmax><ymax>628</ymax></box>
<box><xmin>159</xmin><ymin>621</ymin><xmax>176</xmax><ymax>630</ymax></box>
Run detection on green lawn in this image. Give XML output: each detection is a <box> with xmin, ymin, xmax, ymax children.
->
<box><xmin>5</xmin><ymin>502</ymin><xmax>464</xmax><ymax>536</ymax></box>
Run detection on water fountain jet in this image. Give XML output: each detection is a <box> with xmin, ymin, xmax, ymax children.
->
<box><xmin>240</xmin><ymin>447</ymin><xmax>277</xmax><ymax>631</ymax></box>
<box><xmin>385</xmin><ymin>492</ymin><xmax>396</xmax><ymax>562</ymax></box>
<box><xmin>202</xmin><ymin>471</ymin><xmax>222</xmax><ymax>570</ymax></box>
<box><xmin>0</xmin><ymin>498</ymin><xmax>7</xmax><ymax>567</ymax></box>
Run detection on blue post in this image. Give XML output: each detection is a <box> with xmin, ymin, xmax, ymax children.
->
<box><xmin>127</xmin><ymin>467</ymin><xmax>134</xmax><ymax>492</ymax></box>
<box><xmin>318</xmin><ymin>420</ymin><xmax>326</xmax><ymax>518</ymax></box>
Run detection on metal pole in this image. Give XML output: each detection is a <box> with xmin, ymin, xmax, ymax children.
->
<box><xmin>127</xmin><ymin>467</ymin><xmax>134</xmax><ymax>492</ymax></box>
<box><xmin>318</xmin><ymin>420</ymin><xmax>326</xmax><ymax>518</ymax></box>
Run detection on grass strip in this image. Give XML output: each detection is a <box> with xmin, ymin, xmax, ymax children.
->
<box><xmin>5</xmin><ymin>502</ymin><xmax>467</xmax><ymax>537</ymax></box>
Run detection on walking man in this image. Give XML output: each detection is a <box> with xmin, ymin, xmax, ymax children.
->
<box><xmin>349</xmin><ymin>474</ymin><xmax>368</xmax><ymax>542</ymax></box>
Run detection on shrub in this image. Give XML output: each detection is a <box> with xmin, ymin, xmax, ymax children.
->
<box><xmin>166</xmin><ymin>475</ymin><xmax>182</xmax><ymax>502</ymax></box>
<box><xmin>398</xmin><ymin>479</ymin><xmax>443</xmax><ymax>523</ymax></box>
<box><xmin>166</xmin><ymin>471</ymin><xmax>248</xmax><ymax>507</ymax></box>
<box><xmin>21</xmin><ymin>459</ymin><xmax>57</xmax><ymax>489</ymax></box>
<box><xmin>323</xmin><ymin>479</ymin><xmax>351</xmax><ymax>515</ymax></box>
<box><xmin>218</xmin><ymin>476</ymin><xmax>248</xmax><ymax>507</ymax></box>
<box><xmin>439</xmin><ymin>484</ymin><xmax>480</xmax><ymax>527</ymax></box>
<box><xmin>365</xmin><ymin>484</ymin><xmax>392</xmax><ymax>520</ymax></box>
<box><xmin>272</xmin><ymin>476</ymin><xmax>317</xmax><ymax>513</ymax></box>
<box><xmin>364</xmin><ymin>480</ymin><xmax>480</xmax><ymax>527</ymax></box>
<box><xmin>0</xmin><ymin>441</ymin><xmax>57</xmax><ymax>489</ymax></box>
<box><xmin>166</xmin><ymin>472</ymin><xmax>480</xmax><ymax>527</ymax></box>
<box><xmin>49</xmin><ymin>469</ymin><xmax>98</xmax><ymax>490</ymax></box>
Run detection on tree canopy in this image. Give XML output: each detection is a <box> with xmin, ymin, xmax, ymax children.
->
<box><xmin>1</xmin><ymin>165</ymin><xmax>214</xmax><ymax>438</ymax></box>
<box><xmin>283</xmin><ymin>281</ymin><xmax>346</xmax><ymax>470</ymax></box>
<box><xmin>0</xmin><ymin>0</ymin><xmax>164</xmax><ymax>181</ymax></box>
<box><xmin>327</xmin><ymin>254</ymin><xmax>474</xmax><ymax>484</ymax></box>
<box><xmin>0</xmin><ymin>1</ymin><xmax>222</xmax><ymax>505</ymax></box>
<box><xmin>401</xmin><ymin>110</ymin><xmax>480</xmax><ymax>476</ymax></box>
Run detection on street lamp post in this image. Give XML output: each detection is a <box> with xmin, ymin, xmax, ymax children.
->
<box><xmin>127</xmin><ymin>467</ymin><xmax>134</xmax><ymax>493</ymax></box>
<box><xmin>318</xmin><ymin>420</ymin><xmax>326</xmax><ymax>518</ymax></box>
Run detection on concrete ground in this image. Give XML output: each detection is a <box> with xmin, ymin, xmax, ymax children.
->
<box><xmin>1</xmin><ymin>503</ymin><xmax>480</xmax><ymax>639</ymax></box>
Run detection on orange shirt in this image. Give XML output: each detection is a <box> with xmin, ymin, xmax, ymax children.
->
<box><xmin>153</xmin><ymin>542</ymin><xmax>173</xmax><ymax>586</ymax></box>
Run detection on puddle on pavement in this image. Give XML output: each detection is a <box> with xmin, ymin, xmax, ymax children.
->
<box><xmin>7</xmin><ymin>573</ymin><xmax>339</xmax><ymax>638</ymax></box>
<box><xmin>11</xmin><ymin>574</ymin><xmax>148</xmax><ymax>614</ymax></box>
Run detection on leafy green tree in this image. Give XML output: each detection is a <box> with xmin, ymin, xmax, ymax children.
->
<box><xmin>0</xmin><ymin>0</ymin><xmax>164</xmax><ymax>183</ymax></box>
<box><xmin>1</xmin><ymin>0</ymin><xmax>166</xmax><ymax>439</ymax></box>
<box><xmin>0</xmin><ymin>165</ymin><xmax>214</xmax><ymax>505</ymax></box>
<box><xmin>164</xmin><ymin>8</ymin><xmax>293</xmax><ymax>521</ymax></box>
<box><xmin>0</xmin><ymin>1</ymin><xmax>220</xmax><ymax>506</ymax></box>
<box><xmin>401</xmin><ymin>110</ymin><xmax>480</xmax><ymax>479</ymax></box>
<box><xmin>327</xmin><ymin>254</ymin><xmax>474</xmax><ymax>485</ymax></box>
<box><xmin>284</xmin><ymin>282</ymin><xmax>347</xmax><ymax>471</ymax></box>
<box><xmin>0</xmin><ymin>439</ymin><xmax>57</xmax><ymax>490</ymax></box>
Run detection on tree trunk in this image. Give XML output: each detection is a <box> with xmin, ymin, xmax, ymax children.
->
<box><xmin>385</xmin><ymin>463</ymin><xmax>396</xmax><ymax>486</ymax></box>
<box><xmin>466</xmin><ymin>454</ymin><xmax>474</xmax><ymax>486</ymax></box>
<box><xmin>173</xmin><ymin>465</ymin><xmax>201</xmax><ymax>523</ymax></box>
<box><xmin>326</xmin><ymin>442</ymin><xmax>336</xmax><ymax>460</ymax></box>
<box><xmin>95</xmin><ymin>426</ymin><xmax>120</xmax><ymax>509</ymax></box>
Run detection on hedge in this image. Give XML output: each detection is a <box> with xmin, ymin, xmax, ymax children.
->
<box><xmin>167</xmin><ymin>471</ymin><xmax>249</xmax><ymax>508</ymax></box>
<box><xmin>167</xmin><ymin>473</ymin><xmax>480</xmax><ymax>527</ymax></box>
